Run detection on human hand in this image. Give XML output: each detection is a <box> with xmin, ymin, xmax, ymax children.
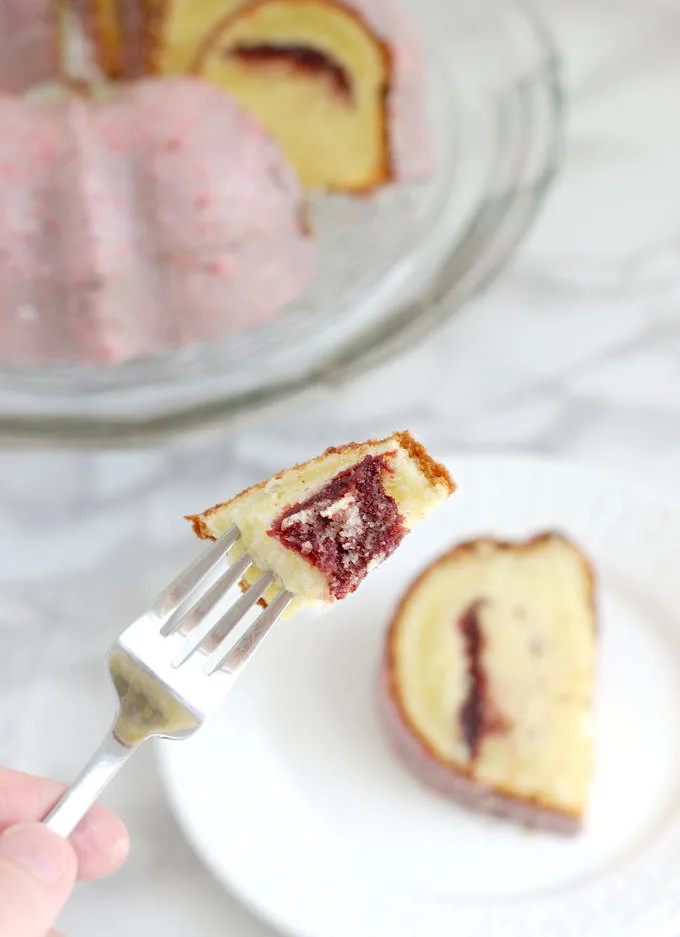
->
<box><xmin>0</xmin><ymin>767</ymin><xmax>129</xmax><ymax>937</ymax></box>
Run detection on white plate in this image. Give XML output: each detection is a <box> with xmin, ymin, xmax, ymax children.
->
<box><xmin>157</xmin><ymin>454</ymin><xmax>680</xmax><ymax>937</ymax></box>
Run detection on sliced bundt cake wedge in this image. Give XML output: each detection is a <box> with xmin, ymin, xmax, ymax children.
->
<box><xmin>381</xmin><ymin>533</ymin><xmax>597</xmax><ymax>834</ymax></box>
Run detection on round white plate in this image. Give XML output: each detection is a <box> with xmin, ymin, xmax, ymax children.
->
<box><xmin>157</xmin><ymin>454</ymin><xmax>680</xmax><ymax>937</ymax></box>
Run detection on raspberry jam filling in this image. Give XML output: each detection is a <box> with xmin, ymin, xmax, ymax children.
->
<box><xmin>268</xmin><ymin>453</ymin><xmax>405</xmax><ymax>600</ymax></box>
<box><xmin>458</xmin><ymin>602</ymin><xmax>488</xmax><ymax>759</ymax></box>
<box><xmin>228</xmin><ymin>44</ymin><xmax>353</xmax><ymax>101</ymax></box>
<box><xmin>457</xmin><ymin>601</ymin><xmax>507</xmax><ymax>759</ymax></box>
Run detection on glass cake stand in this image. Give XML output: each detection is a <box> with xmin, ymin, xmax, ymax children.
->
<box><xmin>0</xmin><ymin>0</ymin><xmax>563</xmax><ymax>445</ymax></box>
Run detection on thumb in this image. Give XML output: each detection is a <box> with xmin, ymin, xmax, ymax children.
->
<box><xmin>0</xmin><ymin>823</ymin><xmax>77</xmax><ymax>937</ymax></box>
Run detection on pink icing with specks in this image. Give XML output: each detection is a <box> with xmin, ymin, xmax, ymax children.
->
<box><xmin>0</xmin><ymin>77</ymin><xmax>315</xmax><ymax>366</ymax></box>
<box><xmin>0</xmin><ymin>0</ymin><xmax>58</xmax><ymax>94</ymax></box>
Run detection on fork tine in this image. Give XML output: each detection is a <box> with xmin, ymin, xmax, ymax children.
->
<box><xmin>154</xmin><ymin>526</ymin><xmax>239</xmax><ymax>626</ymax></box>
<box><xmin>208</xmin><ymin>570</ymin><xmax>275</xmax><ymax>644</ymax></box>
<box><xmin>173</xmin><ymin>569</ymin><xmax>275</xmax><ymax>668</ymax></box>
<box><xmin>163</xmin><ymin>552</ymin><xmax>253</xmax><ymax>645</ymax></box>
<box><xmin>204</xmin><ymin>588</ymin><xmax>293</xmax><ymax>676</ymax></box>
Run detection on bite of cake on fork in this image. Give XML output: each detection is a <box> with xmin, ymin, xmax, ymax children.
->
<box><xmin>43</xmin><ymin>432</ymin><xmax>455</xmax><ymax>837</ymax></box>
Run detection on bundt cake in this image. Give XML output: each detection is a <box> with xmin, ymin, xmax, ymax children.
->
<box><xmin>0</xmin><ymin>0</ymin><xmax>59</xmax><ymax>93</ymax></box>
<box><xmin>380</xmin><ymin>533</ymin><xmax>596</xmax><ymax>834</ymax></box>
<box><xmin>188</xmin><ymin>431</ymin><xmax>455</xmax><ymax>615</ymax></box>
<box><xmin>73</xmin><ymin>0</ymin><xmax>432</xmax><ymax>192</ymax></box>
<box><xmin>0</xmin><ymin>76</ymin><xmax>314</xmax><ymax>366</ymax></box>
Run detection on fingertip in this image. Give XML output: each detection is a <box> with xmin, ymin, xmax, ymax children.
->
<box><xmin>70</xmin><ymin>807</ymin><xmax>130</xmax><ymax>880</ymax></box>
<box><xmin>0</xmin><ymin>824</ymin><xmax>77</xmax><ymax>936</ymax></box>
<box><xmin>0</xmin><ymin>822</ymin><xmax>77</xmax><ymax>886</ymax></box>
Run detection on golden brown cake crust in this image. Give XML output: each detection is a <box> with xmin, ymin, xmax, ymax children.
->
<box><xmin>186</xmin><ymin>430</ymin><xmax>455</xmax><ymax>540</ymax></box>
<box><xmin>381</xmin><ymin>532</ymin><xmax>596</xmax><ymax>834</ymax></box>
<box><xmin>391</xmin><ymin>430</ymin><xmax>455</xmax><ymax>495</ymax></box>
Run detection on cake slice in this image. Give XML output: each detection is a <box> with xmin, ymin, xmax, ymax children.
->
<box><xmin>189</xmin><ymin>0</ymin><xmax>393</xmax><ymax>191</ymax></box>
<box><xmin>380</xmin><ymin>533</ymin><xmax>596</xmax><ymax>834</ymax></box>
<box><xmin>188</xmin><ymin>432</ymin><xmax>454</xmax><ymax>615</ymax></box>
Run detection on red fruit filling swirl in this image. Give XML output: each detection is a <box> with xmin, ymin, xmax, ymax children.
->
<box><xmin>268</xmin><ymin>454</ymin><xmax>405</xmax><ymax>600</ymax></box>
<box><xmin>458</xmin><ymin>601</ymin><xmax>488</xmax><ymax>760</ymax></box>
<box><xmin>228</xmin><ymin>44</ymin><xmax>353</xmax><ymax>100</ymax></box>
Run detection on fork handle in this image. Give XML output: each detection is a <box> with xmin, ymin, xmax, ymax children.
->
<box><xmin>43</xmin><ymin>731</ymin><xmax>138</xmax><ymax>838</ymax></box>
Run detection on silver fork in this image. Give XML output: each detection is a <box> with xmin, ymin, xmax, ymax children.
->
<box><xmin>43</xmin><ymin>526</ymin><xmax>292</xmax><ymax>837</ymax></box>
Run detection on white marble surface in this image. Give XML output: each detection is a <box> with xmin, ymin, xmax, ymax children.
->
<box><xmin>4</xmin><ymin>0</ymin><xmax>680</xmax><ymax>933</ymax></box>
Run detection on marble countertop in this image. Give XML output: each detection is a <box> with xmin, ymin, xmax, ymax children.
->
<box><xmin>3</xmin><ymin>0</ymin><xmax>680</xmax><ymax>933</ymax></box>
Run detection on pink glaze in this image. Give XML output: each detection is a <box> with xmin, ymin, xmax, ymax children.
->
<box><xmin>0</xmin><ymin>78</ymin><xmax>315</xmax><ymax>366</ymax></box>
<box><xmin>0</xmin><ymin>0</ymin><xmax>58</xmax><ymax>94</ymax></box>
